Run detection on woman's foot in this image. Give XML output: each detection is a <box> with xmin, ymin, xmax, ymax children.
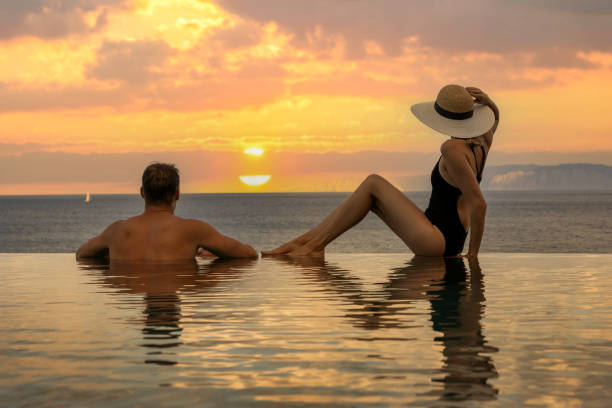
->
<box><xmin>261</xmin><ymin>240</ymin><xmax>301</xmax><ymax>256</ymax></box>
<box><xmin>262</xmin><ymin>239</ymin><xmax>325</xmax><ymax>257</ymax></box>
<box><xmin>286</xmin><ymin>242</ymin><xmax>325</xmax><ymax>257</ymax></box>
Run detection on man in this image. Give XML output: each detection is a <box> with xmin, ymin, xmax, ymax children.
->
<box><xmin>76</xmin><ymin>163</ymin><xmax>257</xmax><ymax>260</ymax></box>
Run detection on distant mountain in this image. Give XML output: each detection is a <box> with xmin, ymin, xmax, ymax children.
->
<box><xmin>482</xmin><ymin>163</ymin><xmax>612</xmax><ymax>190</ymax></box>
<box><xmin>393</xmin><ymin>163</ymin><xmax>612</xmax><ymax>191</ymax></box>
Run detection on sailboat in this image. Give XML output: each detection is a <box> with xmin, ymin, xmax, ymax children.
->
<box><xmin>85</xmin><ymin>192</ymin><xmax>91</xmax><ymax>203</ymax></box>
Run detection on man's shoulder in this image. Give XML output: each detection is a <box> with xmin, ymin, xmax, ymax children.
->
<box><xmin>171</xmin><ymin>217</ymin><xmax>218</xmax><ymax>242</ymax></box>
<box><xmin>172</xmin><ymin>216</ymin><xmax>213</xmax><ymax>231</ymax></box>
<box><xmin>111</xmin><ymin>216</ymin><xmax>137</xmax><ymax>229</ymax></box>
<box><xmin>99</xmin><ymin>219</ymin><xmax>126</xmax><ymax>239</ymax></box>
<box><xmin>106</xmin><ymin>219</ymin><xmax>126</xmax><ymax>229</ymax></box>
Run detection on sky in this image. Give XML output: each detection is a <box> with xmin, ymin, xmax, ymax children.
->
<box><xmin>1</xmin><ymin>0</ymin><xmax>611</xmax><ymax>194</ymax></box>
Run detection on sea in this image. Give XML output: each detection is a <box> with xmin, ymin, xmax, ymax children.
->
<box><xmin>2</xmin><ymin>193</ymin><xmax>612</xmax><ymax>407</ymax></box>
<box><xmin>1</xmin><ymin>191</ymin><xmax>611</xmax><ymax>254</ymax></box>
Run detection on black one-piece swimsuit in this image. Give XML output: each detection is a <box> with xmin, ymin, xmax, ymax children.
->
<box><xmin>424</xmin><ymin>145</ymin><xmax>486</xmax><ymax>256</ymax></box>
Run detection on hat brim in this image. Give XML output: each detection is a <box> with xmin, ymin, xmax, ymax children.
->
<box><xmin>411</xmin><ymin>102</ymin><xmax>495</xmax><ymax>139</ymax></box>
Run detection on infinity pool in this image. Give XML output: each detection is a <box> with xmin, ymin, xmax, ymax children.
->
<box><xmin>1</xmin><ymin>254</ymin><xmax>611</xmax><ymax>407</ymax></box>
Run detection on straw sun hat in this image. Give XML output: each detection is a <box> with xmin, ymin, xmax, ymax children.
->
<box><xmin>411</xmin><ymin>84</ymin><xmax>495</xmax><ymax>139</ymax></box>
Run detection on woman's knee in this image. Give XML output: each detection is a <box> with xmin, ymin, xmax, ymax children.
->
<box><xmin>364</xmin><ymin>173</ymin><xmax>389</xmax><ymax>192</ymax></box>
<box><xmin>365</xmin><ymin>173</ymin><xmax>386</xmax><ymax>184</ymax></box>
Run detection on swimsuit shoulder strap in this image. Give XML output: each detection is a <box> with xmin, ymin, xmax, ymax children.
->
<box><xmin>469</xmin><ymin>144</ymin><xmax>487</xmax><ymax>180</ymax></box>
<box><xmin>470</xmin><ymin>144</ymin><xmax>480</xmax><ymax>176</ymax></box>
<box><xmin>479</xmin><ymin>145</ymin><xmax>487</xmax><ymax>179</ymax></box>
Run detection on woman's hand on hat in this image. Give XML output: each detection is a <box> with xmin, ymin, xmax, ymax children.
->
<box><xmin>466</xmin><ymin>87</ymin><xmax>491</xmax><ymax>106</ymax></box>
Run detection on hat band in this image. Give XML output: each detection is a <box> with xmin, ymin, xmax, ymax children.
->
<box><xmin>434</xmin><ymin>102</ymin><xmax>473</xmax><ymax>120</ymax></box>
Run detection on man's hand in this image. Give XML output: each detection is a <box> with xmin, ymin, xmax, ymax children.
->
<box><xmin>195</xmin><ymin>221</ymin><xmax>258</xmax><ymax>259</ymax></box>
<box><xmin>196</xmin><ymin>247</ymin><xmax>217</xmax><ymax>258</ymax></box>
<box><xmin>76</xmin><ymin>236</ymin><xmax>110</xmax><ymax>260</ymax></box>
<box><xmin>76</xmin><ymin>221</ymin><xmax>120</xmax><ymax>260</ymax></box>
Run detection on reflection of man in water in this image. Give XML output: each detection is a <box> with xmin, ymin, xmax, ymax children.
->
<box><xmin>84</xmin><ymin>257</ymin><xmax>255</xmax><ymax>365</ymax></box>
<box><xmin>270</xmin><ymin>255</ymin><xmax>498</xmax><ymax>402</ymax></box>
<box><xmin>76</xmin><ymin>163</ymin><xmax>257</xmax><ymax>261</ymax></box>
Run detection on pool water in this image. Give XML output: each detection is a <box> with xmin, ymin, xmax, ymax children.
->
<box><xmin>1</xmin><ymin>253</ymin><xmax>611</xmax><ymax>407</ymax></box>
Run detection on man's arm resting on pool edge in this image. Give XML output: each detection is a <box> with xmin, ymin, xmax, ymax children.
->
<box><xmin>194</xmin><ymin>220</ymin><xmax>257</xmax><ymax>259</ymax></box>
<box><xmin>76</xmin><ymin>221</ymin><xmax>120</xmax><ymax>260</ymax></box>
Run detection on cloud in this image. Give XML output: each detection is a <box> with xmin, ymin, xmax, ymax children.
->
<box><xmin>208</xmin><ymin>21</ymin><xmax>262</xmax><ymax>49</ymax></box>
<box><xmin>0</xmin><ymin>68</ymin><xmax>285</xmax><ymax>113</ymax></box>
<box><xmin>147</xmin><ymin>74</ymin><xmax>286</xmax><ymax>110</ymax></box>
<box><xmin>0</xmin><ymin>150</ymin><xmax>435</xmax><ymax>194</ymax></box>
<box><xmin>3</xmin><ymin>149</ymin><xmax>612</xmax><ymax>185</ymax></box>
<box><xmin>0</xmin><ymin>142</ymin><xmax>56</xmax><ymax>156</ymax></box>
<box><xmin>490</xmin><ymin>170</ymin><xmax>535</xmax><ymax>186</ymax></box>
<box><xmin>523</xmin><ymin>49</ymin><xmax>599</xmax><ymax>69</ymax></box>
<box><xmin>0</xmin><ymin>82</ymin><xmax>130</xmax><ymax>112</ymax></box>
<box><xmin>519</xmin><ymin>0</ymin><xmax>612</xmax><ymax>14</ymax></box>
<box><xmin>0</xmin><ymin>151</ymin><xmax>241</xmax><ymax>184</ymax></box>
<box><xmin>0</xmin><ymin>0</ymin><xmax>126</xmax><ymax>40</ymax></box>
<box><xmin>0</xmin><ymin>32</ymin><xmax>287</xmax><ymax>112</ymax></box>
<box><xmin>0</xmin><ymin>150</ymin><xmax>428</xmax><ymax>184</ymax></box>
<box><xmin>216</xmin><ymin>0</ymin><xmax>612</xmax><ymax>59</ymax></box>
<box><xmin>1</xmin><ymin>0</ymin><xmax>609</xmax><ymax>115</ymax></box>
<box><xmin>86</xmin><ymin>39</ymin><xmax>175</xmax><ymax>84</ymax></box>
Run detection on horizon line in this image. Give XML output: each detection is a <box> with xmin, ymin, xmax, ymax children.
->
<box><xmin>2</xmin><ymin>188</ymin><xmax>612</xmax><ymax>197</ymax></box>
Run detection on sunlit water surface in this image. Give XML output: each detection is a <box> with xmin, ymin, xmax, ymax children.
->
<box><xmin>1</xmin><ymin>253</ymin><xmax>611</xmax><ymax>407</ymax></box>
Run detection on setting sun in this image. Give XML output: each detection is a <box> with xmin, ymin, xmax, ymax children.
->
<box><xmin>239</xmin><ymin>175</ymin><xmax>271</xmax><ymax>186</ymax></box>
<box><xmin>244</xmin><ymin>147</ymin><xmax>264</xmax><ymax>156</ymax></box>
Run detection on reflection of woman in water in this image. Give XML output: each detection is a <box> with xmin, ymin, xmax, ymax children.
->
<box><xmin>427</xmin><ymin>257</ymin><xmax>498</xmax><ymax>401</ymax></box>
<box><xmin>271</xmin><ymin>255</ymin><xmax>498</xmax><ymax>401</ymax></box>
<box><xmin>264</xmin><ymin>85</ymin><xmax>499</xmax><ymax>258</ymax></box>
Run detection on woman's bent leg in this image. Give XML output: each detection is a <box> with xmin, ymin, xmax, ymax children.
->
<box><xmin>263</xmin><ymin>174</ymin><xmax>445</xmax><ymax>256</ymax></box>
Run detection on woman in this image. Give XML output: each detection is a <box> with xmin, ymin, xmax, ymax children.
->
<box><xmin>263</xmin><ymin>85</ymin><xmax>499</xmax><ymax>258</ymax></box>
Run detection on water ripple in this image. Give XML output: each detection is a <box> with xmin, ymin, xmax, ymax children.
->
<box><xmin>1</xmin><ymin>253</ymin><xmax>611</xmax><ymax>407</ymax></box>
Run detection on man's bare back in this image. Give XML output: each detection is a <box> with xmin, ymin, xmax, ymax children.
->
<box><xmin>76</xmin><ymin>163</ymin><xmax>257</xmax><ymax>261</ymax></box>
<box><xmin>78</xmin><ymin>210</ymin><xmax>256</xmax><ymax>261</ymax></box>
<box><xmin>110</xmin><ymin>212</ymin><xmax>201</xmax><ymax>260</ymax></box>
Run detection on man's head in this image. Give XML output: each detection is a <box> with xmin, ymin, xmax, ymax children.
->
<box><xmin>141</xmin><ymin>163</ymin><xmax>180</xmax><ymax>206</ymax></box>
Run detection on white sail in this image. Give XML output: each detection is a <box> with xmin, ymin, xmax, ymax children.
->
<box><xmin>85</xmin><ymin>192</ymin><xmax>91</xmax><ymax>203</ymax></box>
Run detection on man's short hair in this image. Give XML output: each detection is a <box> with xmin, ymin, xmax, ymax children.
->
<box><xmin>141</xmin><ymin>163</ymin><xmax>180</xmax><ymax>205</ymax></box>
